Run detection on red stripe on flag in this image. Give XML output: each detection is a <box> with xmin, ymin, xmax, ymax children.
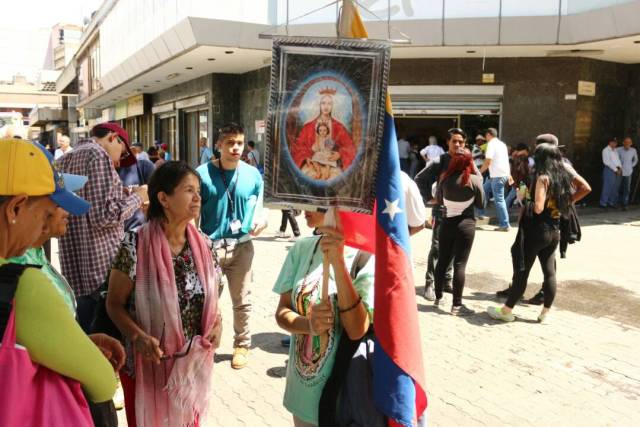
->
<box><xmin>339</xmin><ymin>209</ymin><xmax>376</xmax><ymax>253</ymax></box>
<box><xmin>374</xmin><ymin>223</ymin><xmax>428</xmax><ymax>416</ymax></box>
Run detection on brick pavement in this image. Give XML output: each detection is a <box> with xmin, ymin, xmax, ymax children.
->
<box><xmin>97</xmin><ymin>208</ymin><xmax>640</xmax><ymax>426</ymax></box>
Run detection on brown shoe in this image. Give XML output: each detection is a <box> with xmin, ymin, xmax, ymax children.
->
<box><xmin>231</xmin><ymin>347</ymin><xmax>249</xmax><ymax>369</ymax></box>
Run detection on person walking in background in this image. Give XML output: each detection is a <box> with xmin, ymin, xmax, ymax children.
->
<box><xmin>200</xmin><ymin>137</ymin><xmax>213</xmax><ymax>165</ymax></box>
<box><xmin>130</xmin><ymin>142</ymin><xmax>150</xmax><ymax>161</ymax></box>
<box><xmin>116</xmin><ymin>136</ymin><xmax>155</xmax><ymax>232</ymax></box>
<box><xmin>496</xmin><ymin>133</ymin><xmax>592</xmax><ymax>303</ymax></box>
<box><xmin>415</xmin><ymin>128</ymin><xmax>474</xmax><ymax>301</ymax></box>
<box><xmin>471</xmin><ymin>135</ymin><xmax>486</xmax><ymax>170</ymax></box>
<box><xmin>147</xmin><ymin>146</ymin><xmax>161</xmax><ymax>164</ymax></box>
<box><xmin>56</xmin><ymin>122</ymin><xmax>149</xmax><ymax>332</ymax></box>
<box><xmin>247</xmin><ymin>140</ymin><xmax>264</xmax><ymax>174</ymax></box>
<box><xmin>617</xmin><ymin>137</ymin><xmax>637</xmax><ymax>210</ymax></box>
<box><xmin>420</xmin><ymin>135</ymin><xmax>445</xmax><ymax>164</ymax></box>
<box><xmin>433</xmin><ymin>151</ymin><xmax>484</xmax><ymax>315</ymax></box>
<box><xmin>54</xmin><ymin>134</ymin><xmax>73</xmax><ymax>160</ymax></box>
<box><xmin>600</xmin><ymin>137</ymin><xmax>623</xmax><ymax>209</ymax></box>
<box><xmin>505</xmin><ymin>143</ymin><xmax>532</xmax><ymax>209</ymax></box>
<box><xmin>477</xmin><ymin>128</ymin><xmax>511</xmax><ymax>231</ymax></box>
<box><xmin>488</xmin><ymin>143</ymin><xmax>574</xmax><ymax>323</ymax></box>
<box><xmin>277</xmin><ymin>209</ymin><xmax>301</xmax><ymax>241</ymax></box>
<box><xmin>197</xmin><ymin>123</ymin><xmax>267</xmax><ymax>370</ymax></box>
<box><xmin>397</xmin><ymin>133</ymin><xmax>411</xmax><ymax>173</ymax></box>
<box><xmin>408</xmin><ymin>142</ymin><xmax>423</xmax><ymax>178</ymax></box>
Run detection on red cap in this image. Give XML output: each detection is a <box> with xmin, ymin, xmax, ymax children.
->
<box><xmin>93</xmin><ymin>122</ymin><xmax>137</xmax><ymax>167</ymax></box>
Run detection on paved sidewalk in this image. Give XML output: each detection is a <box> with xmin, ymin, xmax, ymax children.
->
<box><xmin>100</xmin><ymin>208</ymin><xmax>640</xmax><ymax>426</ymax></box>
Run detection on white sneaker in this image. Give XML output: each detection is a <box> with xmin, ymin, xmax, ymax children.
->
<box><xmin>276</xmin><ymin>231</ymin><xmax>287</xmax><ymax>238</ymax></box>
<box><xmin>113</xmin><ymin>380</ymin><xmax>125</xmax><ymax>410</ymax></box>
<box><xmin>288</xmin><ymin>235</ymin><xmax>299</xmax><ymax>242</ymax></box>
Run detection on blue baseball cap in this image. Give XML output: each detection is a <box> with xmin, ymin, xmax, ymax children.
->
<box><xmin>36</xmin><ymin>142</ymin><xmax>91</xmax><ymax>215</ymax></box>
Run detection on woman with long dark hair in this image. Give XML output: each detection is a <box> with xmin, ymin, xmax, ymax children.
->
<box><xmin>488</xmin><ymin>143</ymin><xmax>574</xmax><ymax>323</ymax></box>
<box><xmin>433</xmin><ymin>150</ymin><xmax>484</xmax><ymax>315</ymax></box>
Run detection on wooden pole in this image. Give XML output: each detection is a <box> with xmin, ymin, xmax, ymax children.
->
<box><xmin>321</xmin><ymin>207</ymin><xmax>338</xmax><ymax>301</ymax></box>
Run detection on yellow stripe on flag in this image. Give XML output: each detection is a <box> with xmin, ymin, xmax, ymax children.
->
<box><xmin>339</xmin><ymin>0</ymin><xmax>369</xmax><ymax>39</ymax></box>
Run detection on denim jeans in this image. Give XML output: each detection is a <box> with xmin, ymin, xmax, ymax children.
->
<box><xmin>620</xmin><ymin>175</ymin><xmax>632</xmax><ymax>206</ymax></box>
<box><xmin>490</xmin><ymin>176</ymin><xmax>510</xmax><ymax>228</ymax></box>
<box><xmin>600</xmin><ymin>168</ymin><xmax>622</xmax><ymax>207</ymax></box>
<box><xmin>475</xmin><ymin>178</ymin><xmax>493</xmax><ymax>217</ymax></box>
<box><xmin>505</xmin><ymin>187</ymin><xmax>518</xmax><ymax>209</ymax></box>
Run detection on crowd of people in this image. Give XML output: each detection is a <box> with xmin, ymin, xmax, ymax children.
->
<box><xmin>2</xmin><ymin>117</ymin><xmax>636</xmax><ymax>426</ymax></box>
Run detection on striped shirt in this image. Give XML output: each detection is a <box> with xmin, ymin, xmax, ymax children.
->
<box><xmin>56</xmin><ymin>139</ymin><xmax>141</xmax><ymax>297</ymax></box>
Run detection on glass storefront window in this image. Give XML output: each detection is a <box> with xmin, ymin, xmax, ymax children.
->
<box><xmin>159</xmin><ymin>116</ymin><xmax>177</xmax><ymax>159</ymax></box>
<box><xmin>184</xmin><ymin>109</ymin><xmax>208</xmax><ymax>167</ymax></box>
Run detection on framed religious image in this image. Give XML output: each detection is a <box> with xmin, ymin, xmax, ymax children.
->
<box><xmin>264</xmin><ymin>37</ymin><xmax>391</xmax><ymax>214</ymax></box>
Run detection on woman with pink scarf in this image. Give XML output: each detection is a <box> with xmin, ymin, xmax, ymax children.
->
<box><xmin>107</xmin><ymin>161</ymin><xmax>222</xmax><ymax>427</ymax></box>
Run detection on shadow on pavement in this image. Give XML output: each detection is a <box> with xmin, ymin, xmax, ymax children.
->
<box><xmin>415</xmin><ymin>270</ymin><xmax>640</xmax><ymax>327</ymax></box>
<box><xmin>252</xmin><ymin>332</ymin><xmax>290</xmax><ymax>355</ymax></box>
<box><xmin>214</xmin><ymin>353</ymin><xmax>232</xmax><ymax>363</ymax></box>
<box><xmin>266</xmin><ymin>366</ymin><xmax>287</xmax><ymax>378</ymax></box>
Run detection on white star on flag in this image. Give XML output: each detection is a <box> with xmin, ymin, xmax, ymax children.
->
<box><xmin>382</xmin><ymin>199</ymin><xmax>403</xmax><ymax>221</ymax></box>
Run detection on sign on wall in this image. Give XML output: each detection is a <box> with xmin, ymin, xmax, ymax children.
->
<box><xmin>578</xmin><ymin>81</ymin><xmax>596</xmax><ymax>97</ymax></box>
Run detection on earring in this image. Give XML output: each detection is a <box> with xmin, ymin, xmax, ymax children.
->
<box><xmin>11</xmin><ymin>219</ymin><xmax>16</xmax><ymax>224</ymax></box>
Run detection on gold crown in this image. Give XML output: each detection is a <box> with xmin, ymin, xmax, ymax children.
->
<box><xmin>318</xmin><ymin>87</ymin><xmax>337</xmax><ymax>96</ymax></box>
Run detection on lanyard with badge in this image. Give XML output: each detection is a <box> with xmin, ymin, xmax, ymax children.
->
<box><xmin>219</xmin><ymin>166</ymin><xmax>242</xmax><ymax>234</ymax></box>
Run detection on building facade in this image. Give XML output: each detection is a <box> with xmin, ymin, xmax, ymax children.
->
<box><xmin>57</xmin><ymin>0</ymin><xmax>640</xmax><ymax>199</ymax></box>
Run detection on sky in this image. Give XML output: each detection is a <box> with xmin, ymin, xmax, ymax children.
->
<box><xmin>0</xmin><ymin>0</ymin><xmax>102</xmax><ymax>82</ymax></box>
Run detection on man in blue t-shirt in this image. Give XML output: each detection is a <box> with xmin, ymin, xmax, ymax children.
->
<box><xmin>196</xmin><ymin>123</ymin><xmax>267</xmax><ymax>370</ymax></box>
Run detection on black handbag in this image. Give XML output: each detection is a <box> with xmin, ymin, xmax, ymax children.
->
<box><xmin>89</xmin><ymin>274</ymin><xmax>122</xmax><ymax>341</ymax></box>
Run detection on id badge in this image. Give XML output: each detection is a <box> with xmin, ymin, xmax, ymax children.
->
<box><xmin>229</xmin><ymin>219</ymin><xmax>242</xmax><ymax>234</ymax></box>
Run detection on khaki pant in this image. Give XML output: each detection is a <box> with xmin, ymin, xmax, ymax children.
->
<box><xmin>218</xmin><ymin>240</ymin><xmax>254</xmax><ymax>348</ymax></box>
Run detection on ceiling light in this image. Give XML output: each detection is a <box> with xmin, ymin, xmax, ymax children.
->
<box><xmin>466</xmin><ymin>50</ymin><xmax>476</xmax><ymax>53</ymax></box>
<box><xmin>185</xmin><ymin>66</ymin><xmax>193</xmax><ymax>70</ymax></box>
<box><xmin>155</xmin><ymin>80</ymin><xmax>161</xmax><ymax>83</ymax></box>
<box><xmin>166</xmin><ymin>73</ymin><xmax>180</xmax><ymax>80</ymax></box>
<box><xmin>225</xmin><ymin>50</ymin><xmax>234</xmax><ymax>54</ymax></box>
<box><xmin>634</xmin><ymin>40</ymin><xmax>640</xmax><ymax>44</ymax></box>
<box><xmin>208</xmin><ymin>58</ymin><xmax>216</xmax><ymax>61</ymax></box>
<box><xmin>143</xmin><ymin>85</ymin><xmax>149</xmax><ymax>88</ymax></box>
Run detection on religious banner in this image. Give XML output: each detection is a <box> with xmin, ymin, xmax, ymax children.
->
<box><xmin>264</xmin><ymin>37</ymin><xmax>391</xmax><ymax>213</ymax></box>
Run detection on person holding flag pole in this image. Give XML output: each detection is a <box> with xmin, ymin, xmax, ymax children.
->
<box><xmin>273</xmin><ymin>1</ymin><xmax>427</xmax><ymax>426</ymax></box>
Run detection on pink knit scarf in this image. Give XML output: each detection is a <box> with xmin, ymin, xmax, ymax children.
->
<box><xmin>134</xmin><ymin>220</ymin><xmax>218</xmax><ymax>427</ymax></box>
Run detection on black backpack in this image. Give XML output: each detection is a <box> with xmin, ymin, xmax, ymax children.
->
<box><xmin>318</xmin><ymin>251</ymin><xmax>387</xmax><ymax>427</ymax></box>
<box><xmin>0</xmin><ymin>264</ymin><xmax>40</xmax><ymax>337</ymax></box>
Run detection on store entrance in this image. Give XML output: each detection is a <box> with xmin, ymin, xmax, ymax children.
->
<box><xmin>395</xmin><ymin>114</ymin><xmax>500</xmax><ymax>151</ymax></box>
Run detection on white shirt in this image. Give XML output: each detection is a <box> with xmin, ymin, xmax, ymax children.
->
<box><xmin>485</xmin><ymin>138</ymin><xmax>510</xmax><ymax>178</ymax></box>
<box><xmin>616</xmin><ymin>146</ymin><xmax>638</xmax><ymax>176</ymax></box>
<box><xmin>397</xmin><ymin>139</ymin><xmax>411</xmax><ymax>159</ymax></box>
<box><xmin>136</xmin><ymin>151</ymin><xmax>150</xmax><ymax>161</ymax></box>
<box><xmin>248</xmin><ymin>149</ymin><xmax>260</xmax><ymax>166</ymax></box>
<box><xmin>400</xmin><ymin>171</ymin><xmax>426</xmax><ymax>228</ymax></box>
<box><xmin>54</xmin><ymin>147</ymin><xmax>72</xmax><ymax>160</ymax></box>
<box><xmin>602</xmin><ymin>146</ymin><xmax>622</xmax><ymax>172</ymax></box>
<box><xmin>420</xmin><ymin>145</ymin><xmax>445</xmax><ymax>162</ymax></box>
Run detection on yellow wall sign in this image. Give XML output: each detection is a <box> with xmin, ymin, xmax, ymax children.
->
<box><xmin>577</xmin><ymin>81</ymin><xmax>596</xmax><ymax>97</ymax></box>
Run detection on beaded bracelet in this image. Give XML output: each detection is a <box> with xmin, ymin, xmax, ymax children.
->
<box><xmin>338</xmin><ymin>295</ymin><xmax>362</xmax><ymax>314</ymax></box>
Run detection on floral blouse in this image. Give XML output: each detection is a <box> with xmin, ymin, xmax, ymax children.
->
<box><xmin>111</xmin><ymin>230</ymin><xmax>220</xmax><ymax>374</ymax></box>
